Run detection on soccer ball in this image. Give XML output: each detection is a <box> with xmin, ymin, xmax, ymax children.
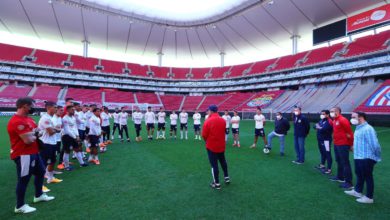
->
<box><xmin>263</xmin><ymin>147</ymin><xmax>270</xmax><ymax>154</ymax></box>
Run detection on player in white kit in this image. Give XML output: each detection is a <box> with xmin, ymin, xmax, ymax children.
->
<box><xmin>144</xmin><ymin>107</ymin><xmax>156</xmax><ymax>140</ymax></box>
<box><xmin>157</xmin><ymin>108</ymin><xmax>166</xmax><ymax>139</ymax></box>
<box><xmin>193</xmin><ymin>110</ymin><xmax>202</xmax><ymax>140</ymax></box>
<box><xmin>231</xmin><ymin>110</ymin><xmax>241</xmax><ymax>147</ymax></box>
<box><xmin>222</xmin><ymin>110</ymin><xmax>231</xmax><ymax>142</ymax></box>
<box><xmin>170</xmin><ymin>111</ymin><xmax>178</xmax><ymax>139</ymax></box>
<box><xmin>179</xmin><ymin>109</ymin><xmax>189</xmax><ymax>140</ymax></box>
<box><xmin>250</xmin><ymin>108</ymin><xmax>268</xmax><ymax>149</ymax></box>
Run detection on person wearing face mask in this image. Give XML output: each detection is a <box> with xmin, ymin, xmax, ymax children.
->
<box><xmin>329</xmin><ymin>107</ymin><xmax>354</xmax><ymax>190</ymax></box>
<box><xmin>344</xmin><ymin>112</ymin><xmax>381</xmax><ymax>204</ymax></box>
<box><xmin>7</xmin><ymin>97</ymin><xmax>55</xmax><ymax>214</ymax></box>
<box><xmin>266</xmin><ymin>112</ymin><xmax>290</xmax><ymax>156</ymax></box>
<box><xmin>314</xmin><ymin>110</ymin><xmax>333</xmax><ymax>174</ymax></box>
<box><xmin>292</xmin><ymin>107</ymin><xmax>310</xmax><ymax>164</ymax></box>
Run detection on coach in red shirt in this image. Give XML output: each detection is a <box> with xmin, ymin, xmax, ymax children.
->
<box><xmin>329</xmin><ymin>107</ymin><xmax>354</xmax><ymax>189</ymax></box>
<box><xmin>202</xmin><ymin>105</ymin><xmax>230</xmax><ymax>190</ymax></box>
<box><xmin>7</xmin><ymin>97</ymin><xmax>54</xmax><ymax>214</ymax></box>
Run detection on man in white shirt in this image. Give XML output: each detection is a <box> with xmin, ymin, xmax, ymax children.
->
<box><xmin>88</xmin><ymin>108</ymin><xmax>102</xmax><ymax>165</ymax></box>
<box><xmin>132</xmin><ymin>108</ymin><xmax>143</xmax><ymax>142</ymax></box>
<box><xmin>250</xmin><ymin>108</ymin><xmax>268</xmax><ymax>149</ymax></box>
<box><xmin>84</xmin><ymin>104</ymin><xmax>96</xmax><ymax>136</ymax></box>
<box><xmin>100</xmin><ymin>106</ymin><xmax>111</xmax><ymax>143</ymax></box>
<box><xmin>193</xmin><ymin>110</ymin><xmax>202</xmax><ymax>140</ymax></box>
<box><xmin>170</xmin><ymin>111</ymin><xmax>178</xmax><ymax>139</ymax></box>
<box><xmin>111</xmin><ymin>108</ymin><xmax>120</xmax><ymax>140</ymax></box>
<box><xmin>119</xmin><ymin>107</ymin><xmax>130</xmax><ymax>142</ymax></box>
<box><xmin>53</xmin><ymin>106</ymin><xmax>64</xmax><ymax>173</ymax></box>
<box><xmin>38</xmin><ymin>101</ymin><xmax>62</xmax><ymax>184</ymax></box>
<box><xmin>222</xmin><ymin>110</ymin><xmax>231</xmax><ymax>142</ymax></box>
<box><xmin>74</xmin><ymin>104</ymin><xmax>88</xmax><ymax>150</ymax></box>
<box><xmin>157</xmin><ymin>108</ymin><xmax>166</xmax><ymax>139</ymax></box>
<box><xmin>231</xmin><ymin>110</ymin><xmax>241</xmax><ymax>147</ymax></box>
<box><xmin>62</xmin><ymin>105</ymin><xmax>88</xmax><ymax>169</ymax></box>
<box><xmin>179</xmin><ymin>109</ymin><xmax>189</xmax><ymax>140</ymax></box>
<box><xmin>144</xmin><ymin>106</ymin><xmax>156</xmax><ymax>140</ymax></box>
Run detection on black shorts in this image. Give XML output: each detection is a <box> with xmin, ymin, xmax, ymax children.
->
<box><xmin>40</xmin><ymin>143</ymin><xmax>57</xmax><ymax>166</ymax></box>
<box><xmin>62</xmin><ymin>135</ymin><xmax>80</xmax><ymax>152</ymax></box>
<box><xmin>170</xmin><ymin>124</ymin><xmax>177</xmax><ymax>131</ymax></box>
<box><xmin>135</xmin><ymin>124</ymin><xmax>142</xmax><ymax>131</ymax></box>
<box><xmin>56</xmin><ymin>141</ymin><xmax>61</xmax><ymax>153</ymax></box>
<box><xmin>255</xmin><ymin>128</ymin><xmax>265</xmax><ymax>137</ymax></box>
<box><xmin>102</xmin><ymin>126</ymin><xmax>110</xmax><ymax>134</ymax></box>
<box><xmin>194</xmin><ymin>124</ymin><xmax>200</xmax><ymax>131</ymax></box>
<box><xmin>232</xmin><ymin>128</ymin><xmax>239</xmax><ymax>134</ymax></box>
<box><xmin>225</xmin><ymin>128</ymin><xmax>230</xmax><ymax>134</ymax></box>
<box><xmin>78</xmin><ymin>129</ymin><xmax>86</xmax><ymax>140</ymax></box>
<box><xmin>88</xmin><ymin>135</ymin><xmax>100</xmax><ymax>148</ymax></box>
<box><xmin>147</xmin><ymin>123</ymin><xmax>155</xmax><ymax>130</ymax></box>
<box><xmin>85</xmin><ymin>127</ymin><xmax>90</xmax><ymax>135</ymax></box>
<box><xmin>180</xmin><ymin>123</ymin><xmax>188</xmax><ymax>130</ymax></box>
<box><xmin>158</xmin><ymin>123</ymin><xmax>166</xmax><ymax>130</ymax></box>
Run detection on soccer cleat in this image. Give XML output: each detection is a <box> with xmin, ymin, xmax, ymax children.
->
<box><xmin>344</xmin><ymin>189</ymin><xmax>363</xmax><ymax>198</ymax></box>
<box><xmin>232</xmin><ymin>143</ymin><xmax>237</xmax><ymax>147</ymax></box>
<box><xmin>127</xmin><ymin>138</ymin><xmax>130</xmax><ymax>142</ymax></box>
<box><xmin>120</xmin><ymin>139</ymin><xmax>124</xmax><ymax>143</ymax></box>
<box><xmin>33</xmin><ymin>193</ymin><xmax>55</xmax><ymax>203</ymax></box>
<box><xmin>292</xmin><ymin>160</ymin><xmax>303</xmax><ymax>165</ymax></box>
<box><xmin>64</xmin><ymin>166</ymin><xmax>74</xmax><ymax>171</ymax></box>
<box><xmin>14</xmin><ymin>204</ymin><xmax>36</xmax><ymax>214</ymax></box>
<box><xmin>210</xmin><ymin>182</ymin><xmax>221</xmax><ymax>190</ymax></box>
<box><xmin>71</xmin><ymin>154</ymin><xmax>76</xmax><ymax>160</ymax></box>
<box><xmin>250</xmin><ymin>144</ymin><xmax>256</xmax><ymax>149</ymax></box>
<box><xmin>356</xmin><ymin>196</ymin><xmax>374</xmax><ymax>204</ymax></box>
<box><xmin>94</xmin><ymin>160</ymin><xmax>100</xmax><ymax>165</ymax></box>
<box><xmin>57</xmin><ymin>163</ymin><xmax>65</xmax><ymax>170</ymax></box>
<box><xmin>322</xmin><ymin>169</ymin><xmax>332</xmax><ymax>175</ymax></box>
<box><xmin>315</xmin><ymin>164</ymin><xmax>326</xmax><ymax>170</ymax></box>
<box><xmin>339</xmin><ymin>182</ymin><xmax>354</xmax><ymax>190</ymax></box>
<box><xmin>47</xmin><ymin>177</ymin><xmax>63</xmax><ymax>184</ymax></box>
<box><xmin>53</xmin><ymin>170</ymin><xmax>63</xmax><ymax>175</ymax></box>
<box><xmin>224</xmin><ymin>177</ymin><xmax>231</xmax><ymax>184</ymax></box>
<box><xmin>139</xmin><ymin>137</ymin><xmax>142</xmax><ymax>141</ymax></box>
<box><xmin>80</xmin><ymin>163</ymin><xmax>89</xmax><ymax>167</ymax></box>
<box><xmin>329</xmin><ymin>176</ymin><xmax>345</xmax><ymax>183</ymax></box>
<box><xmin>135</xmin><ymin>137</ymin><xmax>139</xmax><ymax>142</ymax></box>
<box><xmin>42</xmin><ymin>185</ymin><xmax>50</xmax><ymax>193</ymax></box>
<box><xmin>86</xmin><ymin>147</ymin><xmax>91</xmax><ymax>153</ymax></box>
<box><xmin>111</xmin><ymin>136</ymin><xmax>114</xmax><ymax>140</ymax></box>
<box><xmin>237</xmin><ymin>144</ymin><xmax>241</xmax><ymax>148</ymax></box>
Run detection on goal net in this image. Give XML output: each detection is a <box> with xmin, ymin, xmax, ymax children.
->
<box><xmin>241</xmin><ymin>108</ymin><xmax>273</xmax><ymax>121</ymax></box>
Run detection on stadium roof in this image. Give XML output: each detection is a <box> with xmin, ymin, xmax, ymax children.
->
<box><xmin>0</xmin><ymin>0</ymin><xmax>386</xmax><ymax>67</ymax></box>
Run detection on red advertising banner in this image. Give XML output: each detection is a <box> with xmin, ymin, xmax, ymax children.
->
<box><xmin>347</xmin><ymin>4</ymin><xmax>390</xmax><ymax>33</ymax></box>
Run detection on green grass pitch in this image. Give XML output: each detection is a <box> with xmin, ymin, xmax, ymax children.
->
<box><xmin>0</xmin><ymin>116</ymin><xmax>389</xmax><ymax>219</ymax></box>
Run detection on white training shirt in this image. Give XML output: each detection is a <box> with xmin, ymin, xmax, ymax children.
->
<box><xmin>132</xmin><ymin>112</ymin><xmax>143</xmax><ymax>125</ymax></box>
<box><xmin>75</xmin><ymin>111</ymin><xmax>86</xmax><ymax>131</ymax></box>
<box><xmin>62</xmin><ymin>115</ymin><xmax>79</xmax><ymax>139</ymax></box>
<box><xmin>85</xmin><ymin>110</ymin><xmax>93</xmax><ymax>128</ymax></box>
<box><xmin>254</xmin><ymin>114</ymin><xmax>266</xmax><ymax>129</ymax></box>
<box><xmin>100</xmin><ymin>112</ymin><xmax>110</xmax><ymax>127</ymax></box>
<box><xmin>52</xmin><ymin>114</ymin><xmax>63</xmax><ymax>142</ymax></box>
<box><xmin>170</xmin><ymin>113</ymin><xmax>178</xmax><ymax>125</ymax></box>
<box><xmin>38</xmin><ymin>113</ymin><xmax>57</xmax><ymax>145</ymax></box>
<box><xmin>222</xmin><ymin>115</ymin><xmax>231</xmax><ymax>128</ymax></box>
<box><xmin>179</xmin><ymin>112</ymin><xmax>188</xmax><ymax>124</ymax></box>
<box><xmin>144</xmin><ymin>111</ymin><xmax>155</xmax><ymax>124</ymax></box>
<box><xmin>231</xmin><ymin>116</ymin><xmax>240</xmax><ymax>129</ymax></box>
<box><xmin>112</xmin><ymin>112</ymin><xmax>120</xmax><ymax>124</ymax></box>
<box><xmin>89</xmin><ymin>114</ymin><xmax>101</xmax><ymax>135</ymax></box>
<box><xmin>157</xmin><ymin>112</ymin><xmax>166</xmax><ymax>123</ymax></box>
<box><xmin>193</xmin><ymin>113</ymin><xmax>201</xmax><ymax>125</ymax></box>
<box><xmin>119</xmin><ymin>112</ymin><xmax>129</xmax><ymax>125</ymax></box>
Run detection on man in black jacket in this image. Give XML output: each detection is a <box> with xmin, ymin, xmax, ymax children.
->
<box><xmin>292</xmin><ymin>107</ymin><xmax>310</xmax><ymax>164</ymax></box>
<box><xmin>314</xmin><ymin>110</ymin><xmax>333</xmax><ymax>174</ymax></box>
<box><xmin>265</xmin><ymin>112</ymin><xmax>290</xmax><ymax>156</ymax></box>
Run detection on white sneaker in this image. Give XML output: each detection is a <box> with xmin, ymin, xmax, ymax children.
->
<box><xmin>33</xmin><ymin>193</ymin><xmax>55</xmax><ymax>203</ymax></box>
<box><xmin>185</xmin><ymin>137</ymin><xmax>188</xmax><ymax>140</ymax></box>
<box><xmin>344</xmin><ymin>189</ymin><xmax>363</xmax><ymax>198</ymax></box>
<box><xmin>14</xmin><ymin>204</ymin><xmax>36</xmax><ymax>214</ymax></box>
<box><xmin>356</xmin><ymin>196</ymin><xmax>374</xmax><ymax>204</ymax></box>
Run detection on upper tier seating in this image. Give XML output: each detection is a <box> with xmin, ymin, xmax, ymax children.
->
<box><xmin>66</xmin><ymin>88</ymin><xmax>102</xmax><ymax>105</ymax></box>
<box><xmin>104</xmin><ymin>90</ymin><xmax>135</xmax><ymax>103</ymax></box>
<box><xmin>160</xmin><ymin>95</ymin><xmax>185</xmax><ymax>111</ymax></box>
<box><xmin>135</xmin><ymin>92</ymin><xmax>160</xmax><ymax>104</ymax></box>
<box><xmin>354</xmin><ymin>80</ymin><xmax>390</xmax><ymax>114</ymax></box>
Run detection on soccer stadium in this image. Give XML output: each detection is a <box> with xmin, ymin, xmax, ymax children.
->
<box><xmin>0</xmin><ymin>0</ymin><xmax>389</xmax><ymax>219</ymax></box>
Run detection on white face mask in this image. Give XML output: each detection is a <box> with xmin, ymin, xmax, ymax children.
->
<box><xmin>294</xmin><ymin>111</ymin><xmax>299</xmax><ymax>116</ymax></box>
<box><xmin>350</xmin><ymin>118</ymin><xmax>359</xmax><ymax>125</ymax></box>
<box><xmin>320</xmin><ymin>115</ymin><xmax>326</xmax><ymax>119</ymax></box>
<box><xmin>330</xmin><ymin>112</ymin><xmax>336</xmax><ymax>118</ymax></box>
<box><xmin>276</xmin><ymin>115</ymin><xmax>282</xmax><ymax>120</ymax></box>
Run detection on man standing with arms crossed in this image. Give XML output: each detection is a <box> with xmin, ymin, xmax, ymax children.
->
<box><xmin>145</xmin><ymin>106</ymin><xmax>156</xmax><ymax>140</ymax></box>
<box><xmin>329</xmin><ymin>107</ymin><xmax>354</xmax><ymax>189</ymax></box>
<box><xmin>132</xmin><ymin>108</ymin><xmax>143</xmax><ymax>142</ymax></box>
<box><xmin>193</xmin><ymin>110</ymin><xmax>202</xmax><ymax>140</ymax></box>
<box><xmin>202</xmin><ymin>105</ymin><xmax>230</xmax><ymax>190</ymax></box>
<box><xmin>8</xmin><ymin>97</ymin><xmax>54</xmax><ymax>214</ymax></box>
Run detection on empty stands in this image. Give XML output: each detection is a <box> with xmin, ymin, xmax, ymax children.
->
<box><xmin>66</xmin><ymin>88</ymin><xmax>102</xmax><ymax>105</ymax></box>
<box><xmin>135</xmin><ymin>92</ymin><xmax>160</xmax><ymax>104</ymax></box>
<box><xmin>101</xmin><ymin>60</ymin><xmax>125</xmax><ymax>74</ymax></box>
<box><xmin>354</xmin><ymin>80</ymin><xmax>390</xmax><ymax>114</ymax></box>
<box><xmin>104</xmin><ymin>90</ymin><xmax>134</xmax><ymax>103</ymax></box>
<box><xmin>32</xmin><ymin>85</ymin><xmax>61</xmax><ymax>107</ymax></box>
<box><xmin>0</xmin><ymin>43</ymin><xmax>32</xmax><ymax>62</ymax></box>
<box><xmin>344</xmin><ymin>30</ymin><xmax>389</xmax><ymax>57</ymax></box>
<box><xmin>0</xmin><ymin>84</ymin><xmax>32</xmax><ymax>107</ymax></box>
<box><xmin>34</xmin><ymin>50</ymin><xmax>68</xmax><ymax>68</ymax></box>
<box><xmin>303</xmin><ymin>43</ymin><xmax>344</xmax><ymax>66</ymax></box>
<box><xmin>160</xmin><ymin>95</ymin><xmax>185</xmax><ymax>111</ymax></box>
<box><xmin>181</xmin><ymin>96</ymin><xmax>204</xmax><ymax>111</ymax></box>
